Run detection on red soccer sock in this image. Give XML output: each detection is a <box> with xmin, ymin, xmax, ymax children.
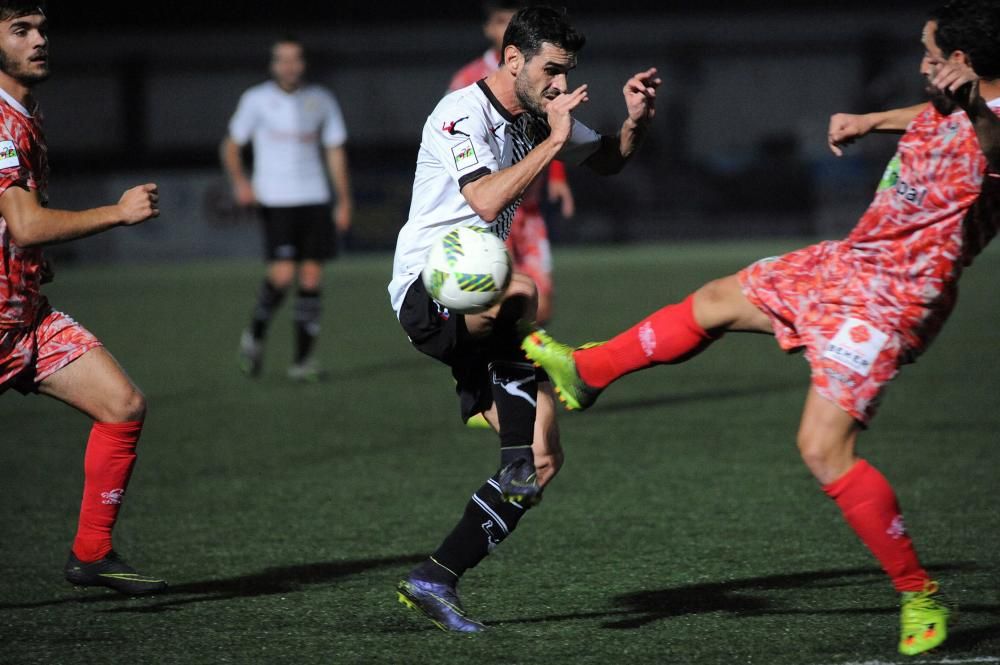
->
<box><xmin>72</xmin><ymin>421</ymin><xmax>143</xmax><ymax>563</ymax></box>
<box><xmin>823</xmin><ymin>459</ymin><xmax>929</xmax><ymax>592</ymax></box>
<box><xmin>575</xmin><ymin>294</ymin><xmax>716</xmax><ymax>389</ymax></box>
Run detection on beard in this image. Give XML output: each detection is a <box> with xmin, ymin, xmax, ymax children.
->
<box><xmin>0</xmin><ymin>48</ymin><xmax>50</xmax><ymax>86</ymax></box>
<box><xmin>514</xmin><ymin>72</ymin><xmax>547</xmax><ymax>118</ymax></box>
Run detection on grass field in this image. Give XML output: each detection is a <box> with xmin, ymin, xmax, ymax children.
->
<box><xmin>1</xmin><ymin>240</ymin><xmax>998</xmax><ymax>665</ymax></box>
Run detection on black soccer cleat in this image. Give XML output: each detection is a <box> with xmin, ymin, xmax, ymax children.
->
<box><xmin>396</xmin><ymin>577</ymin><xmax>485</xmax><ymax>633</ymax></box>
<box><xmin>65</xmin><ymin>550</ymin><xmax>167</xmax><ymax>596</ymax></box>
<box><xmin>497</xmin><ymin>458</ymin><xmax>543</xmax><ymax>506</ymax></box>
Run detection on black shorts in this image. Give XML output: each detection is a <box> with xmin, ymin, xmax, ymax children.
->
<box><xmin>260</xmin><ymin>204</ymin><xmax>336</xmax><ymax>262</ymax></box>
<box><xmin>403</xmin><ymin>277</ymin><xmax>541</xmax><ymax>422</ymax></box>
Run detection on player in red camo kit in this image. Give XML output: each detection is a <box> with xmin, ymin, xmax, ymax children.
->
<box><xmin>523</xmin><ymin>1</ymin><xmax>1000</xmax><ymax>655</ymax></box>
<box><xmin>0</xmin><ymin>1</ymin><xmax>165</xmax><ymax>595</ymax></box>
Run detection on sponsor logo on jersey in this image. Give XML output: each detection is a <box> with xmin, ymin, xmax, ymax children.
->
<box><xmin>442</xmin><ymin>116</ymin><xmax>470</xmax><ymax>137</ymax></box>
<box><xmin>894</xmin><ymin>177</ymin><xmax>928</xmax><ymax>207</ymax></box>
<box><xmin>451</xmin><ymin>139</ymin><xmax>478</xmax><ymax>170</ymax></box>
<box><xmin>823</xmin><ymin>318</ymin><xmax>889</xmax><ymax>377</ymax></box>
<box><xmin>0</xmin><ymin>140</ymin><xmax>20</xmax><ymax>169</ymax></box>
<box><xmin>877</xmin><ymin>154</ymin><xmax>901</xmax><ymax>192</ymax></box>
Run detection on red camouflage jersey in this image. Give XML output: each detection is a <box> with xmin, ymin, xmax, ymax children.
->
<box><xmin>841</xmin><ymin>100</ymin><xmax>1000</xmax><ymax>350</ymax></box>
<box><xmin>0</xmin><ymin>93</ymin><xmax>47</xmax><ymax>329</ymax></box>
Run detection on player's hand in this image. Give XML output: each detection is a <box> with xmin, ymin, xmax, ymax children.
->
<box><xmin>547</xmin><ymin>178</ymin><xmax>575</xmax><ymax>218</ymax></box>
<box><xmin>623</xmin><ymin>67</ymin><xmax>661</xmax><ymax>125</ymax></box>
<box><xmin>333</xmin><ymin>200</ymin><xmax>352</xmax><ymax>232</ymax></box>
<box><xmin>118</xmin><ymin>183</ymin><xmax>159</xmax><ymax>225</ymax></box>
<box><xmin>234</xmin><ymin>180</ymin><xmax>256</xmax><ymax>207</ymax></box>
<box><xmin>545</xmin><ymin>84</ymin><xmax>589</xmax><ymax>146</ymax></box>
<box><xmin>931</xmin><ymin>60</ymin><xmax>979</xmax><ymax>110</ymax></box>
<box><xmin>828</xmin><ymin>113</ymin><xmax>877</xmax><ymax>157</ymax></box>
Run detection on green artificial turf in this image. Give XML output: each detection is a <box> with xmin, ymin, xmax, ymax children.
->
<box><xmin>1</xmin><ymin>240</ymin><xmax>997</xmax><ymax>664</ymax></box>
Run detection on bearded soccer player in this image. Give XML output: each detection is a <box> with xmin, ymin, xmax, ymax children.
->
<box><xmin>0</xmin><ymin>2</ymin><xmax>164</xmax><ymax>594</ymax></box>
<box><xmin>523</xmin><ymin>0</ymin><xmax>999</xmax><ymax>656</ymax></box>
<box><xmin>389</xmin><ymin>7</ymin><xmax>659</xmax><ymax>631</ymax></box>
<box><xmin>449</xmin><ymin>0</ymin><xmax>575</xmax><ymax>325</ymax></box>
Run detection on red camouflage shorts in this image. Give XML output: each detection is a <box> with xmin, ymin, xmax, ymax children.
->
<box><xmin>738</xmin><ymin>240</ymin><xmax>949</xmax><ymax>424</ymax></box>
<box><xmin>0</xmin><ymin>304</ymin><xmax>103</xmax><ymax>395</ymax></box>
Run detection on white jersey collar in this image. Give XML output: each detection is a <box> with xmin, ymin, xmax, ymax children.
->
<box><xmin>0</xmin><ymin>85</ymin><xmax>33</xmax><ymax>118</ymax></box>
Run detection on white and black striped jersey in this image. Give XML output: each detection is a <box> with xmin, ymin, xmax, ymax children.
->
<box><xmin>389</xmin><ymin>79</ymin><xmax>601</xmax><ymax>314</ymax></box>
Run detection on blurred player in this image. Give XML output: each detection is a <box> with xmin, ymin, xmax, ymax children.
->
<box><xmin>0</xmin><ymin>2</ymin><xmax>164</xmax><ymax>595</ymax></box>
<box><xmin>449</xmin><ymin>0</ymin><xmax>575</xmax><ymax>325</ymax></box>
<box><xmin>523</xmin><ymin>0</ymin><xmax>998</xmax><ymax>655</ymax></box>
<box><xmin>222</xmin><ymin>36</ymin><xmax>353</xmax><ymax>381</ymax></box>
<box><xmin>389</xmin><ymin>6</ymin><xmax>659</xmax><ymax>631</ymax></box>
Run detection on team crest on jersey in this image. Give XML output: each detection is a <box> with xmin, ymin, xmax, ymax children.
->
<box><xmin>0</xmin><ymin>140</ymin><xmax>20</xmax><ymax>169</ymax></box>
<box><xmin>823</xmin><ymin>318</ymin><xmax>889</xmax><ymax>377</ymax></box>
<box><xmin>452</xmin><ymin>139</ymin><xmax>479</xmax><ymax>171</ymax></box>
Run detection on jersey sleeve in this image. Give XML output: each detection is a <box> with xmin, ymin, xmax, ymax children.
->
<box><xmin>556</xmin><ymin>118</ymin><xmax>602</xmax><ymax>166</ymax></box>
<box><xmin>227</xmin><ymin>89</ymin><xmax>258</xmax><ymax>146</ymax></box>
<box><xmin>424</xmin><ymin>95</ymin><xmax>499</xmax><ymax>190</ymax></box>
<box><xmin>320</xmin><ymin>89</ymin><xmax>348</xmax><ymax>148</ymax></box>
<box><xmin>0</xmin><ymin>132</ymin><xmax>32</xmax><ymax>199</ymax></box>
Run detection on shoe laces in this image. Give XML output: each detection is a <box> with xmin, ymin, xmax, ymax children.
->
<box><xmin>901</xmin><ymin>581</ymin><xmax>946</xmax><ymax>632</ymax></box>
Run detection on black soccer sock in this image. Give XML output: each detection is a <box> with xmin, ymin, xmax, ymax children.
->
<box><xmin>489</xmin><ymin>360</ymin><xmax>538</xmax><ymax>468</ymax></box>
<box><xmin>250</xmin><ymin>279</ymin><xmax>288</xmax><ymax>340</ymax></box>
<box><xmin>418</xmin><ymin>475</ymin><xmax>531</xmax><ymax>583</ymax></box>
<box><xmin>293</xmin><ymin>288</ymin><xmax>322</xmax><ymax>363</ymax></box>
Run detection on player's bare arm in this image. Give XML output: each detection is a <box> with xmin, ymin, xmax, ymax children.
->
<box><xmin>0</xmin><ymin>183</ymin><xmax>159</xmax><ymax>248</ymax></box>
<box><xmin>220</xmin><ymin>136</ymin><xmax>255</xmax><ymax>206</ymax></box>
<box><xmin>584</xmin><ymin>68</ymin><xmax>660</xmax><ymax>175</ymax></box>
<box><xmin>462</xmin><ymin>84</ymin><xmax>589</xmax><ymax>221</ymax></box>
<box><xmin>827</xmin><ymin>104</ymin><xmax>929</xmax><ymax>156</ymax></box>
<box><xmin>324</xmin><ymin>145</ymin><xmax>353</xmax><ymax>232</ymax></box>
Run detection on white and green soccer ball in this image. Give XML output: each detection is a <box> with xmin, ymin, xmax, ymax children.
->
<box><xmin>421</xmin><ymin>226</ymin><xmax>512</xmax><ymax>314</ymax></box>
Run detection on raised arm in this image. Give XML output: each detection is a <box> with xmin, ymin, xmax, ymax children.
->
<box><xmin>827</xmin><ymin>104</ymin><xmax>928</xmax><ymax>156</ymax></box>
<box><xmin>583</xmin><ymin>67</ymin><xmax>661</xmax><ymax>175</ymax></box>
<box><xmin>0</xmin><ymin>183</ymin><xmax>159</xmax><ymax>248</ymax></box>
<box><xmin>462</xmin><ymin>85</ymin><xmax>590</xmax><ymax>221</ymax></box>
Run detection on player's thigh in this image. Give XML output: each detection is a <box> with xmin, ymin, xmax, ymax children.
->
<box><xmin>38</xmin><ymin>347</ymin><xmax>146</xmax><ymax>423</ymax></box>
<box><xmin>532</xmin><ymin>381</ymin><xmax>563</xmax><ymax>487</ymax></box>
<box><xmin>693</xmin><ymin>274</ymin><xmax>773</xmax><ymax>333</ymax></box>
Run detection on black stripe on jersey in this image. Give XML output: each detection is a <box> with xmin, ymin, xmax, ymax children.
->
<box><xmin>476</xmin><ymin>80</ymin><xmax>515</xmax><ymax>122</ymax></box>
<box><xmin>459</xmin><ymin>167</ymin><xmax>492</xmax><ymax>190</ymax></box>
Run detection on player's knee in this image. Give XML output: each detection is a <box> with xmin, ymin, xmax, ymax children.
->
<box><xmin>500</xmin><ymin>274</ymin><xmax>538</xmax><ymax>320</ymax></box>
<box><xmin>796</xmin><ymin>429</ymin><xmax>842</xmax><ymax>480</ymax></box>
<box><xmin>106</xmin><ymin>386</ymin><xmax>147</xmax><ymax>423</ymax></box>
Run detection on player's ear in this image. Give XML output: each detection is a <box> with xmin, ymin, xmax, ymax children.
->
<box><xmin>948</xmin><ymin>49</ymin><xmax>972</xmax><ymax>68</ymax></box>
<box><xmin>504</xmin><ymin>45</ymin><xmax>523</xmax><ymax>74</ymax></box>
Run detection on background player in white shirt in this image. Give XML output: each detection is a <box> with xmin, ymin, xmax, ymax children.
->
<box><xmin>392</xmin><ymin>6</ymin><xmax>661</xmax><ymax>632</ymax></box>
<box><xmin>222</xmin><ymin>36</ymin><xmax>353</xmax><ymax>381</ymax></box>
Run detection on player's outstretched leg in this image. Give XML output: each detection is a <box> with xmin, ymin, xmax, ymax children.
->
<box><xmin>523</xmin><ymin>293</ymin><xmax>718</xmax><ymax>410</ymax></box>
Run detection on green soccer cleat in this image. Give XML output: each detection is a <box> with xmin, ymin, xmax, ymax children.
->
<box><xmin>465</xmin><ymin>412</ymin><xmax>493</xmax><ymax>430</ymax></box>
<box><xmin>899</xmin><ymin>580</ymin><xmax>950</xmax><ymax>656</ymax></box>
<box><xmin>520</xmin><ymin>330</ymin><xmax>603</xmax><ymax>411</ymax></box>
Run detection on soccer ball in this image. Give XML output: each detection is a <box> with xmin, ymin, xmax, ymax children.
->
<box><xmin>422</xmin><ymin>226</ymin><xmax>512</xmax><ymax>314</ymax></box>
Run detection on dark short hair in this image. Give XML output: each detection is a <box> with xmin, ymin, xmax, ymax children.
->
<box><xmin>271</xmin><ymin>36</ymin><xmax>306</xmax><ymax>60</ymax></box>
<box><xmin>930</xmin><ymin>0</ymin><xmax>1000</xmax><ymax>79</ymax></box>
<box><xmin>0</xmin><ymin>1</ymin><xmax>45</xmax><ymax>23</ymax></box>
<box><xmin>501</xmin><ymin>6</ymin><xmax>585</xmax><ymax>61</ymax></box>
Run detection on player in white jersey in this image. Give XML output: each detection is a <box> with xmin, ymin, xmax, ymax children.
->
<box><xmin>391</xmin><ymin>6</ymin><xmax>661</xmax><ymax>632</ymax></box>
<box><xmin>222</xmin><ymin>36</ymin><xmax>353</xmax><ymax>381</ymax></box>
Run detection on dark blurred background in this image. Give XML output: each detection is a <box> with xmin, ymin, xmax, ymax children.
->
<box><xmin>38</xmin><ymin>2</ymin><xmax>932</xmax><ymax>262</ymax></box>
